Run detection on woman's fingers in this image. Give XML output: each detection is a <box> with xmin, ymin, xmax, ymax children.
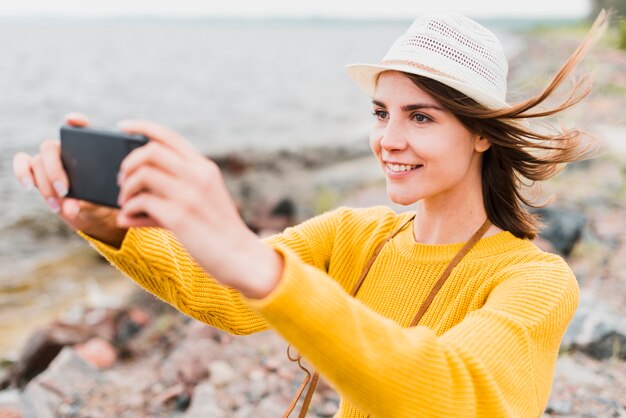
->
<box><xmin>117</xmin><ymin>119</ymin><xmax>198</xmax><ymax>158</ymax></box>
<box><xmin>64</xmin><ymin>112</ymin><xmax>90</xmax><ymax>128</ymax></box>
<box><xmin>12</xmin><ymin>152</ymin><xmax>35</xmax><ymax>190</ymax></box>
<box><xmin>117</xmin><ymin>193</ymin><xmax>177</xmax><ymax>229</ymax></box>
<box><xmin>39</xmin><ymin>140</ymin><xmax>69</xmax><ymax>198</ymax></box>
<box><xmin>31</xmin><ymin>154</ymin><xmax>60</xmax><ymax>212</ymax></box>
<box><xmin>118</xmin><ymin>164</ymin><xmax>182</xmax><ymax>207</ymax></box>
<box><xmin>119</xmin><ymin>142</ymin><xmax>187</xmax><ymax>186</ymax></box>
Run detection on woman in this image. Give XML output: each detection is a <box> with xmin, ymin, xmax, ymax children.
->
<box><xmin>13</xmin><ymin>12</ymin><xmax>608</xmax><ymax>418</ymax></box>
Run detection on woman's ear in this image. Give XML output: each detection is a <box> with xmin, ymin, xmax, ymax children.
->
<box><xmin>474</xmin><ymin>135</ymin><xmax>492</xmax><ymax>153</ymax></box>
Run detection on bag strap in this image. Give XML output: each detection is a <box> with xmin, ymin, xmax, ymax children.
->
<box><xmin>410</xmin><ymin>218</ymin><xmax>491</xmax><ymax>327</ymax></box>
<box><xmin>283</xmin><ymin>215</ymin><xmax>491</xmax><ymax>417</ymax></box>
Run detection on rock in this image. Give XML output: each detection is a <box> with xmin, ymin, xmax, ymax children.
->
<box><xmin>245</xmin><ymin>378</ymin><xmax>268</xmax><ymax>403</ymax></box>
<box><xmin>208</xmin><ymin>361</ymin><xmax>236</xmax><ymax>387</ymax></box>
<box><xmin>162</xmin><ymin>338</ymin><xmax>217</xmax><ymax>385</ymax></box>
<box><xmin>532</xmin><ymin>207</ymin><xmax>586</xmax><ymax>256</ymax></box>
<box><xmin>0</xmin><ymin>408</ymin><xmax>21</xmax><ymax>418</ymax></box>
<box><xmin>73</xmin><ymin>338</ymin><xmax>117</xmax><ymax>369</ymax></box>
<box><xmin>11</xmin><ymin>306</ymin><xmax>150</xmax><ymax>386</ymax></box>
<box><xmin>0</xmin><ymin>389</ymin><xmax>21</xmax><ymax>417</ymax></box>
<box><xmin>316</xmin><ymin>400</ymin><xmax>339</xmax><ymax>417</ymax></box>
<box><xmin>252</xmin><ymin>395</ymin><xmax>289</xmax><ymax>416</ymax></box>
<box><xmin>261</xmin><ymin>356</ymin><xmax>281</xmax><ymax>373</ymax></box>
<box><xmin>561</xmin><ymin>291</ymin><xmax>626</xmax><ymax>360</ymax></box>
<box><xmin>151</xmin><ymin>383</ymin><xmax>185</xmax><ymax>406</ymax></box>
<box><xmin>9</xmin><ymin>324</ymin><xmax>91</xmax><ymax>388</ymax></box>
<box><xmin>247</xmin><ymin>198</ymin><xmax>298</xmax><ymax>236</ymax></box>
<box><xmin>182</xmin><ymin>383</ymin><xmax>224</xmax><ymax>418</ymax></box>
<box><xmin>21</xmin><ymin>348</ymin><xmax>99</xmax><ymax>418</ymax></box>
<box><xmin>545</xmin><ymin>399</ymin><xmax>573</xmax><ymax>415</ymax></box>
<box><xmin>0</xmin><ymin>390</ymin><xmax>20</xmax><ymax>407</ymax></box>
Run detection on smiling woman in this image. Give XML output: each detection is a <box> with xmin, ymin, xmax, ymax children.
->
<box><xmin>13</xmin><ymin>10</ymin><xmax>609</xmax><ymax>418</ymax></box>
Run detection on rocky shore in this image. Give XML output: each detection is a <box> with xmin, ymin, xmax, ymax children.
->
<box><xmin>1</xmin><ymin>26</ymin><xmax>625</xmax><ymax>418</ymax></box>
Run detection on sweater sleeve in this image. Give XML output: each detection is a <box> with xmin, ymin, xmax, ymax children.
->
<box><xmin>78</xmin><ymin>207</ymin><xmax>343</xmax><ymax>335</ymax></box>
<box><xmin>245</xmin><ymin>246</ymin><xmax>578</xmax><ymax>417</ymax></box>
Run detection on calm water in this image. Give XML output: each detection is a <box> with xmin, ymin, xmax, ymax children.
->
<box><xmin>0</xmin><ymin>18</ymin><xmax>520</xmax><ymax>292</ymax></box>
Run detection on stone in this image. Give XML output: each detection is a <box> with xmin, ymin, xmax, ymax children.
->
<box><xmin>316</xmin><ymin>400</ymin><xmax>339</xmax><ymax>417</ymax></box>
<box><xmin>561</xmin><ymin>291</ymin><xmax>626</xmax><ymax>360</ymax></box>
<box><xmin>0</xmin><ymin>389</ymin><xmax>21</xmax><ymax>413</ymax></box>
<box><xmin>21</xmin><ymin>348</ymin><xmax>99</xmax><ymax>418</ymax></box>
<box><xmin>10</xmin><ymin>324</ymin><xmax>91</xmax><ymax>388</ymax></box>
<box><xmin>182</xmin><ymin>383</ymin><xmax>224</xmax><ymax>418</ymax></box>
<box><xmin>73</xmin><ymin>338</ymin><xmax>117</xmax><ymax>369</ymax></box>
<box><xmin>253</xmin><ymin>395</ymin><xmax>289</xmax><ymax>416</ymax></box>
<box><xmin>161</xmin><ymin>339</ymin><xmax>217</xmax><ymax>385</ymax></box>
<box><xmin>151</xmin><ymin>383</ymin><xmax>185</xmax><ymax>406</ymax></box>
<box><xmin>532</xmin><ymin>207</ymin><xmax>586</xmax><ymax>256</ymax></box>
<box><xmin>545</xmin><ymin>399</ymin><xmax>573</xmax><ymax>415</ymax></box>
<box><xmin>208</xmin><ymin>361</ymin><xmax>236</xmax><ymax>387</ymax></box>
<box><xmin>0</xmin><ymin>408</ymin><xmax>22</xmax><ymax>418</ymax></box>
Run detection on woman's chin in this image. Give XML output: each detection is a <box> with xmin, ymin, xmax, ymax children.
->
<box><xmin>387</xmin><ymin>191</ymin><xmax>420</xmax><ymax>207</ymax></box>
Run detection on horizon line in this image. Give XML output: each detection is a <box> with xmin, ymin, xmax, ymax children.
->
<box><xmin>0</xmin><ymin>14</ymin><xmax>589</xmax><ymax>23</ymax></box>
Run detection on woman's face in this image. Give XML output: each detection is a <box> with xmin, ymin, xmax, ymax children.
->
<box><xmin>370</xmin><ymin>71</ymin><xmax>490</xmax><ymax>206</ymax></box>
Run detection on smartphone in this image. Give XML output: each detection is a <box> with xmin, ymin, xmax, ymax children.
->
<box><xmin>60</xmin><ymin>125</ymin><xmax>148</xmax><ymax>208</ymax></box>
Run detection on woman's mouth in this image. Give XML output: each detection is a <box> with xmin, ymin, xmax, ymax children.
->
<box><xmin>386</xmin><ymin>163</ymin><xmax>422</xmax><ymax>173</ymax></box>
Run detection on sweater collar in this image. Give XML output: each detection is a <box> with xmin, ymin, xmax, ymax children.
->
<box><xmin>391</xmin><ymin>212</ymin><xmax>535</xmax><ymax>262</ymax></box>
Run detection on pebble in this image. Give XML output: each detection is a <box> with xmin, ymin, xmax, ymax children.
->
<box><xmin>208</xmin><ymin>360</ymin><xmax>236</xmax><ymax>387</ymax></box>
<box><xmin>73</xmin><ymin>337</ymin><xmax>117</xmax><ymax>369</ymax></box>
<box><xmin>0</xmin><ymin>408</ymin><xmax>21</xmax><ymax>418</ymax></box>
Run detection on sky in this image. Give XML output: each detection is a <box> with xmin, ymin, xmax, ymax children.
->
<box><xmin>0</xmin><ymin>0</ymin><xmax>591</xmax><ymax>19</ymax></box>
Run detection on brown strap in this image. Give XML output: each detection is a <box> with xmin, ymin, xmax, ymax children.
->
<box><xmin>349</xmin><ymin>215</ymin><xmax>415</xmax><ymax>297</ymax></box>
<box><xmin>298</xmin><ymin>371</ymin><xmax>319</xmax><ymax>417</ymax></box>
<box><xmin>409</xmin><ymin>218</ymin><xmax>492</xmax><ymax>327</ymax></box>
<box><xmin>284</xmin><ymin>216</ymin><xmax>492</xmax><ymax>417</ymax></box>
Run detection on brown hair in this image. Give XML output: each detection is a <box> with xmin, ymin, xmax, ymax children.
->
<box><xmin>405</xmin><ymin>11</ymin><xmax>609</xmax><ymax>240</ymax></box>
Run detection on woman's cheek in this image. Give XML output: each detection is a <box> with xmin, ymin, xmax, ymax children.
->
<box><xmin>369</xmin><ymin>131</ymin><xmax>382</xmax><ymax>155</ymax></box>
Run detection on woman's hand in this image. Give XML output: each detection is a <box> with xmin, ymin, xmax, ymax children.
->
<box><xmin>116</xmin><ymin>120</ymin><xmax>283</xmax><ymax>299</ymax></box>
<box><xmin>12</xmin><ymin>113</ymin><xmax>128</xmax><ymax>248</ymax></box>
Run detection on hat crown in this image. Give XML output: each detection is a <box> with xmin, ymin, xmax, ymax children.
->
<box><xmin>382</xmin><ymin>13</ymin><xmax>508</xmax><ymax>103</ymax></box>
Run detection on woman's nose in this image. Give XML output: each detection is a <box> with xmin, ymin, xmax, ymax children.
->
<box><xmin>379</xmin><ymin>119</ymin><xmax>408</xmax><ymax>151</ymax></box>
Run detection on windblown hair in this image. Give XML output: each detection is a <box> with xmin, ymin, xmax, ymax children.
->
<box><xmin>405</xmin><ymin>11</ymin><xmax>609</xmax><ymax>240</ymax></box>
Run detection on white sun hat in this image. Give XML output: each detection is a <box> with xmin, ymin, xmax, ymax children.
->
<box><xmin>345</xmin><ymin>13</ymin><xmax>510</xmax><ymax>110</ymax></box>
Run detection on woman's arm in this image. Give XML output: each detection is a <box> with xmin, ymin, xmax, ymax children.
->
<box><xmin>245</xmin><ymin>248</ymin><xmax>578</xmax><ymax>417</ymax></box>
<box><xmin>81</xmin><ymin>207</ymin><xmax>344</xmax><ymax>335</ymax></box>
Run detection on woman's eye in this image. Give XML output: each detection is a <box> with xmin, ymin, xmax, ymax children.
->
<box><xmin>412</xmin><ymin>113</ymin><xmax>431</xmax><ymax>123</ymax></box>
<box><xmin>372</xmin><ymin>110</ymin><xmax>388</xmax><ymax>120</ymax></box>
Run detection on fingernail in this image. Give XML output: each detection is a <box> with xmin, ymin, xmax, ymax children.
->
<box><xmin>116</xmin><ymin>213</ymin><xmax>127</xmax><ymax>228</ymax></box>
<box><xmin>53</xmin><ymin>180</ymin><xmax>68</xmax><ymax>197</ymax></box>
<box><xmin>47</xmin><ymin>197</ymin><xmax>60</xmax><ymax>213</ymax></box>
<box><xmin>117</xmin><ymin>171</ymin><xmax>124</xmax><ymax>186</ymax></box>
<box><xmin>65</xmin><ymin>201</ymin><xmax>80</xmax><ymax>219</ymax></box>
<box><xmin>20</xmin><ymin>177</ymin><xmax>34</xmax><ymax>190</ymax></box>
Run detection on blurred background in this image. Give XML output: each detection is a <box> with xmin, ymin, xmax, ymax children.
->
<box><xmin>0</xmin><ymin>1</ymin><xmax>624</xmax><ymax>417</ymax></box>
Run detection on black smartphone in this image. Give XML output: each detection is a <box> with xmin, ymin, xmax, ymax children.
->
<box><xmin>60</xmin><ymin>125</ymin><xmax>148</xmax><ymax>208</ymax></box>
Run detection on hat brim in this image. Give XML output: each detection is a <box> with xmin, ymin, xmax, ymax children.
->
<box><xmin>345</xmin><ymin>63</ymin><xmax>510</xmax><ymax>110</ymax></box>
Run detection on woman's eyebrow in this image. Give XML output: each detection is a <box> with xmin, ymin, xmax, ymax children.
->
<box><xmin>371</xmin><ymin>99</ymin><xmax>445</xmax><ymax>112</ymax></box>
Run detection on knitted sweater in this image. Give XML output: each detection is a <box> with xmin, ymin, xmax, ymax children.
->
<box><xmin>82</xmin><ymin>206</ymin><xmax>578</xmax><ymax>418</ymax></box>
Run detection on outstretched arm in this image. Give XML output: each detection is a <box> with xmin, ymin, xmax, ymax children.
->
<box><xmin>82</xmin><ymin>205</ymin><xmax>345</xmax><ymax>335</ymax></box>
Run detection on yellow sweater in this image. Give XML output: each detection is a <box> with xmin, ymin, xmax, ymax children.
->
<box><xmin>83</xmin><ymin>206</ymin><xmax>578</xmax><ymax>418</ymax></box>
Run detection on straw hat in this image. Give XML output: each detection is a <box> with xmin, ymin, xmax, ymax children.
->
<box><xmin>345</xmin><ymin>13</ymin><xmax>510</xmax><ymax>110</ymax></box>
